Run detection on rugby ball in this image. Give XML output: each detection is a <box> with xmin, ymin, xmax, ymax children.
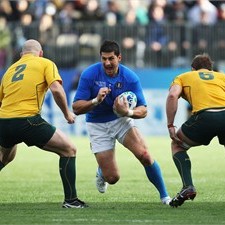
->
<box><xmin>119</xmin><ymin>91</ymin><xmax>137</xmax><ymax>109</ymax></box>
<box><xmin>113</xmin><ymin>91</ymin><xmax>137</xmax><ymax>117</ymax></box>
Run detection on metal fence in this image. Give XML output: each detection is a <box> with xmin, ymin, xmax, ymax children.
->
<box><xmin>3</xmin><ymin>21</ymin><xmax>225</xmax><ymax>69</ymax></box>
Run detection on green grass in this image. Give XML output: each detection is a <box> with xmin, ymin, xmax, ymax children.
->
<box><xmin>1</xmin><ymin>136</ymin><xmax>225</xmax><ymax>224</ymax></box>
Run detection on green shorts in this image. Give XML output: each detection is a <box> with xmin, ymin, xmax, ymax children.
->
<box><xmin>182</xmin><ymin>110</ymin><xmax>225</xmax><ymax>145</ymax></box>
<box><xmin>0</xmin><ymin>114</ymin><xmax>56</xmax><ymax>148</ymax></box>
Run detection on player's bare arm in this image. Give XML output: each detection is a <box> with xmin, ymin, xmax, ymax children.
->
<box><xmin>166</xmin><ymin>84</ymin><xmax>182</xmax><ymax>126</ymax></box>
<box><xmin>73</xmin><ymin>87</ymin><xmax>111</xmax><ymax>115</ymax></box>
<box><xmin>50</xmin><ymin>81</ymin><xmax>75</xmax><ymax>124</ymax></box>
<box><xmin>166</xmin><ymin>84</ymin><xmax>182</xmax><ymax>143</ymax></box>
<box><xmin>131</xmin><ymin>105</ymin><xmax>147</xmax><ymax>119</ymax></box>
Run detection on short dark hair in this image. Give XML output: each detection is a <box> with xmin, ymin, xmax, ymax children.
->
<box><xmin>100</xmin><ymin>40</ymin><xmax>120</xmax><ymax>56</ymax></box>
<box><xmin>191</xmin><ymin>53</ymin><xmax>213</xmax><ymax>70</ymax></box>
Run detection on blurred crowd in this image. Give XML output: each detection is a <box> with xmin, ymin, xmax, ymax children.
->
<box><xmin>1</xmin><ymin>0</ymin><xmax>225</xmax><ymax>25</ymax></box>
<box><xmin>1</xmin><ymin>0</ymin><xmax>225</xmax><ymax>69</ymax></box>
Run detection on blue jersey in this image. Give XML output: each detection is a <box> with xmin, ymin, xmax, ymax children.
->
<box><xmin>73</xmin><ymin>62</ymin><xmax>147</xmax><ymax>123</ymax></box>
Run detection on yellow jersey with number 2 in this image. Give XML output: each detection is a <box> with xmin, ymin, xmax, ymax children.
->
<box><xmin>171</xmin><ymin>69</ymin><xmax>225</xmax><ymax>114</ymax></box>
<box><xmin>0</xmin><ymin>54</ymin><xmax>62</xmax><ymax>118</ymax></box>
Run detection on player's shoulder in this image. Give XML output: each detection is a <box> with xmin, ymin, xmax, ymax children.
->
<box><xmin>39</xmin><ymin>56</ymin><xmax>55</xmax><ymax>65</ymax></box>
<box><xmin>175</xmin><ymin>70</ymin><xmax>193</xmax><ymax>80</ymax></box>
<box><xmin>119</xmin><ymin>64</ymin><xmax>137</xmax><ymax>76</ymax></box>
<box><xmin>180</xmin><ymin>70</ymin><xmax>193</xmax><ymax>76</ymax></box>
<box><xmin>213</xmin><ymin>70</ymin><xmax>225</xmax><ymax>77</ymax></box>
<box><xmin>119</xmin><ymin>64</ymin><xmax>138</xmax><ymax>78</ymax></box>
<box><xmin>119</xmin><ymin>64</ymin><xmax>135</xmax><ymax>73</ymax></box>
<box><xmin>81</xmin><ymin>62</ymin><xmax>102</xmax><ymax>77</ymax></box>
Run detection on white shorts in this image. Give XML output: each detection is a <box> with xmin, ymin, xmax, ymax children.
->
<box><xmin>86</xmin><ymin>117</ymin><xmax>135</xmax><ymax>153</ymax></box>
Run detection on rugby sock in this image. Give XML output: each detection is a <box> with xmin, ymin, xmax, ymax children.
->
<box><xmin>144</xmin><ymin>161</ymin><xmax>169</xmax><ymax>198</ymax></box>
<box><xmin>0</xmin><ymin>161</ymin><xmax>4</xmax><ymax>171</ymax></box>
<box><xmin>173</xmin><ymin>151</ymin><xmax>193</xmax><ymax>187</ymax></box>
<box><xmin>97</xmin><ymin>166</ymin><xmax>103</xmax><ymax>177</ymax></box>
<box><xmin>59</xmin><ymin>157</ymin><xmax>77</xmax><ymax>201</ymax></box>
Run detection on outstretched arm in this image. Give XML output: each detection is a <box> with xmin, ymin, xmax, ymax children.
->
<box><xmin>166</xmin><ymin>84</ymin><xmax>182</xmax><ymax>141</ymax></box>
<box><xmin>166</xmin><ymin>84</ymin><xmax>182</xmax><ymax>126</ymax></box>
<box><xmin>49</xmin><ymin>80</ymin><xmax>75</xmax><ymax>124</ymax></box>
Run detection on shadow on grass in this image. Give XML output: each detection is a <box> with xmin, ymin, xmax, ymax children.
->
<box><xmin>0</xmin><ymin>201</ymin><xmax>225</xmax><ymax>224</ymax></box>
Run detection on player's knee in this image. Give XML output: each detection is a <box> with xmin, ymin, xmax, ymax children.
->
<box><xmin>105</xmin><ymin>174</ymin><xmax>120</xmax><ymax>184</ymax></box>
<box><xmin>60</xmin><ymin>145</ymin><xmax>77</xmax><ymax>157</ymax></box>
<box><xmin>171</xmin><ymin>140</ymin><xmax>190</xmax><ymax>151</ymax></box>
<box><xmin>0</xmin><ymin>147</ymin><xmax>16</xmax><ymax>165</ymax></box>
<box><xmin>138</xmin><ymin>150</ymin><xmax>151</xmax><ymax>166</ymax></box>
<box><xmin>2</xmin><ymin>155</ymin><xmax>15</xmax><ymax>166</ymax></box>
<box><xmin>70</xmin><ymin>146</ymin><xmax>77</xmax><ymax>156</ymax></box>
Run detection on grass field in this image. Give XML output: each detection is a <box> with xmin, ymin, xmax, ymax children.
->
<box><xmin>1</xmin><ymin>135</ymin><xmax>225</xmax><ymax>225</ymax></box>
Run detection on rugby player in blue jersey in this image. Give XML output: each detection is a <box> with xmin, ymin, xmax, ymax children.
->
<box><xmin>72</xmin><ymin>40</ymin><xmax>171</xmax><ymax>205</ymax></box>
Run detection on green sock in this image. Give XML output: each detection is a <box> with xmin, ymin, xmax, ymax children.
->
<box><xmin>59</xmin><ymin>157</ymin><xmax>77</xmax><ymax>201</ymax></box>
<box><xmin>173</xmin><ymin>151</ymin><xmax>193</xmax><ymax>187</ymax></box>
<box><xmin>0</xmin><ymin>161</ymin><xmax>4</xmax><ymax>171</ymax></box>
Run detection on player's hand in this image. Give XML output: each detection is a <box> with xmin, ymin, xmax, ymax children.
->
<box><xmin>168</xmin><ymin>126</ymin><xmax>180</xmax><ymax>143</ymax></box>
<box><xmin>168</xmin><ymin>126</ymin><xmax>181</xmax><ymax>143</ymax></box>
<box><xmin>96</xmin><ymin>87</ymin><xmax>111</xmax><ymax>103</ymax></box>
<box><xmin>113</xmin><ymin>96</ymin><xmax>129</xmax><ymax>116</ymax></box>
<box><xmin>65</xmin><ymin>111</ymin><xmax>76</xmax><ymax>124</ymax></box>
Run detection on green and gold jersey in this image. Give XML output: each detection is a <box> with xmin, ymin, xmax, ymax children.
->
<box><xmin>0</xmin><ymin>54</ymin><xmax>62</xmax><ymax>118</ymax></box>
<box><xmin>171</xmin><ymin>69</ymin><xmax>225</xmax><ymax>114</ymax></box>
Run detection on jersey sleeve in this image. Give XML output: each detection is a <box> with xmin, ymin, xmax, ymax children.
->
<box><xmin>0</xmin><ymin>82</ymin><xmax>3</xmax><ymax>103</ymax></box>
<box><xmin>134</xmin><ymin>80</ymin><xmax>147</xmax><ymax>107</ymax></box>
<box><xmin>127</xmin><ymin>73</ymin><xmax>147</xmax><ymax>107</ymax></box>
<box><xmin>44</xmin><ymin>60</ymin><xmax>62</xmax><ymax>86</ymax></box>
<box><xmin>170</xmin><ymin>75</ymin><xmax>182</xmax><ymax>88</ymax></box>
<box><xmin>73</xmin><ymin>73</ymin><xmax>92</xmax><ymax>102</ymax></box>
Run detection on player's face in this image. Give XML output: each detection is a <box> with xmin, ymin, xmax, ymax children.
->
<box><xmin>101</xmin><ymin>52</ymin><xmax>122</xmax><ymax>77</ymax></box>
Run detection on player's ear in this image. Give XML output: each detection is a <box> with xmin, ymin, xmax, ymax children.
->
<box><xmin>39</xmin><ymin>50</ymin><xmax>43</xmax><ymax>57</ymax></box>
<box><xmin>118</xmin><ymin>54</ymin><xmax>122</xmax><ymax>62</ymax></box>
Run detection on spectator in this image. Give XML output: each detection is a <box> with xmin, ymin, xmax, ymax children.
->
<box><xmin>187</xmin><ymin>0</ymin><xmax>218</xmax><ymax>26</ymax></box>
<box><xmin>38</xmin><ymin>13</ymin><xmax>59</xmax><ymax>46</ymax></box>
<box><xmin>191</xmin><ymin>0</ymin><xmax>216</xmax><ymax>58</ymax></box>
<box><xmin>121</xmin><ymin>0</ymin><xmax>148</xmax><ymax>67</ymax></box>
<box><xmin>167</xmin><ymin>1</ymin><xmax>191</xmax><ymax>67</ymax></box>
<box><xmin>167</xmin><ymin>0</ymin><xmax>188</xmax><ymax>24</ymax></box>
<box><xmin>145</xmin><ymin>3</ymin><xmax>175</xmax><ymax>67</ymax></box>
<box><xmin>0</xmin><ymin>0</ymin><xmax>20</xmax><ymax>22</ymax></box>
<box><xmin>210</xmin><ymin>3</ymin><xmax>225</xmax><ymax>61</ymax></box>
<box><xmin>218</xmin><ymin>3</ymin><xmax>225</xmax><ymax>22</ymax></box>
<box><xmin>0</xmin><ymin>16</ymin><xmax>12</xmax><ymax>69</ymax></box>
<box><xmin>124</xmin><ymin>0</ymin><xmax>149</xmax><ymax>26</ymax></box>
<box><xmin>83</xmin><ymin>0</ymin><xmax>104</xmax><ymax>21</ymax></box>
<box><xmin>104</xmin><ymin>0</ymin><xmax>123</xmax><ymax>26</ymax></box>
<box><xmin>0</xmin><ymin>0</ymin><xmax>225</xmax><ymax>68</ymax></box>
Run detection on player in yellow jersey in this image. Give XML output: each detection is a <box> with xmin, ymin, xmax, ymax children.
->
<box><xmin>0</xmin><ymin>39</ymin><xmax>87</xmax><ymax>208</ymax></box>
<box><xmin>166</xmin><ymin>53</ymin><xmax>225</xmax><ymax>207</ymax></box>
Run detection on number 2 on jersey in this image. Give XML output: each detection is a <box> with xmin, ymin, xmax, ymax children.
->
<box><xmin>11</xmin><ymin>64</ymin><xmax>26</xmax><ymax>82</ymax></box>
